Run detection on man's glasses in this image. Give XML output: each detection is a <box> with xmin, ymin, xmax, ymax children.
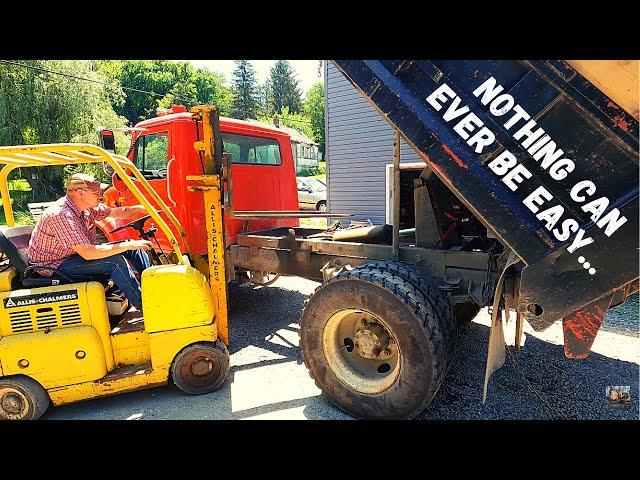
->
<box><xmin>78</xmin><ymin>188</ymin><xmax>103</xmax><ymax>199</ymax></box>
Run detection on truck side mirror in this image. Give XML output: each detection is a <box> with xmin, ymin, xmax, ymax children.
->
<box><xmin>98</xmin><ymin>127</ymin><xmax>116</xmax><ymax>154</ymax></box>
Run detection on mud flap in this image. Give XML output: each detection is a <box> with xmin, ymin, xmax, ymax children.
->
<box><xmin>482</xmin><ymin>302</ymin><xmax>505</xmax><ymax>404</ymax></box>
<box><xmin>562</xmin><ymin>294</ymin><xmax>614</xmax><ymax>359</ymax></box>
<box><xmin>482</xmin><ymin>252</ymin><xmax>520</xmax><ymax>404</ymax></box>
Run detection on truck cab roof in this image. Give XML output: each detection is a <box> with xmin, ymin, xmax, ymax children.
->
<box><xmin>135</xmin><ymin>112</ymin><xmax>292</xmax><ymax>139</ymax></box>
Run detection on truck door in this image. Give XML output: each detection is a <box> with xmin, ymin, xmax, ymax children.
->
<box><xmin>221</xmin><ymin>132</ymin><xmax>298</xmax><ymax>243</ymax></box>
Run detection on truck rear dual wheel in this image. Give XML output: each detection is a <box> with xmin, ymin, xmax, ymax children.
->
<box><xmin>171</xmin><ymin>341</ymin><xmax>230</xmax><ymax>395</ymax></box>
<box><xmin>365</xmin><ymin>261</ymin><xmax>457</xmax><ymax>363</ymax></box>
<box><xmin>299</xmin><ymin>266</ymin><xmax>455</xmax><ymax>419</ymax></box>
<box><xmin>0</xmin><ymin>376</ymin><xmax>50</xmax><ymax>420</ymax></box>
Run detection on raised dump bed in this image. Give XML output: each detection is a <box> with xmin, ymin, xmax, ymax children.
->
<box><xmin>332</xmin><ymin>60</ymin><xmax>638</xmax><ymax>357</ymax></box>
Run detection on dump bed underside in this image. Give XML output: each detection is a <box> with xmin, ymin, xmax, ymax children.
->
<box><xmin>333</xmin><ymin>60</ymin><xmax>639</xmax><ymax>333</ymax></box>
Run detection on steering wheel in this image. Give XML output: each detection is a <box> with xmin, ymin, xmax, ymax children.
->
<box><xmin>109</xmin><ymin>214</ymin><xmax>152</xmax><ymax>235</ymax></box>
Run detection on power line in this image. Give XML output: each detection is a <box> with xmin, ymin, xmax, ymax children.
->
<box><xmin>255</xmin><ymin>110</ymin><xmax>313</xmax><ymax>125</ymax></box>
<box><xmin>1</xmin><ymin>60</ymin><xmax>320</xmax><ymax>127</ymax></box>
<box><xmin>277</xmin><ymin>117</ymin><xmax>313</xmax><ymax>125</ymax></box>
<box><xmin>0</xmin><ymin>60</ymin><xmax>200</xmax><ymax>105</ymax></box>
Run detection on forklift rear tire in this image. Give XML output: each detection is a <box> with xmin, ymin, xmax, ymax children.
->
<box><xmin>171</xmin><ymin>341</ymin><xmax>230</xmax><ymax>395</ymax></box>
<box><xmin>0</xmin><ymin>376</ymin><xmax>50</xmax><ymax>420</ymax></box>
<box><xmin>299</xmin><ymin>266</ymin><xmax>452</xmax><ymax>419</ymax></box>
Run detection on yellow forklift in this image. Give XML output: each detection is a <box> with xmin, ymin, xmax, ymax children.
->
<box><xmin>0</xmin><ymin>106</ymin><xmax>229</xmax><ymax>420</ymax></box>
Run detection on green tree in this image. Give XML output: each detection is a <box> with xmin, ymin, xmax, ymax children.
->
<box><xmin>257</xmin><ymin>79</ymin><xmax>272</xmax><ymax>117</ymax></box>
<box><xmin>0</xmin><ymin>60</ymin><xmax>129</xmax><ymax>202</ymax></box>
<box><xmin>304</xmin><ymin>82</ymin><xmax>324</xmax><ymax>155</ymax></box>
<box><xmin>259</xmin><ymin>107</ymin><xmax>313</xmax><ymax>139</ymax></box>
<box><xmin>230</xmin><ymin>60</ymin><xmax>259</xmax><ymax>120</ymax></box>
<box><xmin>97</xmin><ymin>60</ymin><xmax>231</xmax><ymax>125</ymax></box>
<box><xmin>267</xmin><ymin>60</ymin><xmax>303</xmax><ymax>115</ymax></box>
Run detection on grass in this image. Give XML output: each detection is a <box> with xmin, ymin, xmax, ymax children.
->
<box><xmin>0</xmin><ymin>209</ymin><xmax>35</xmax><ymax>227</ymax></box>
<box><xmin>310</xmin><ymin>161</ymin><xmax>326</xmax><ymax>179</ymax></box>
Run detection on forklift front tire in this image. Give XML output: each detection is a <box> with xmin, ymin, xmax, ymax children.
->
<box><xmin>171</xmin><ymin>341</ymin><xmax>230</xmax><ymax>395</ymax></box>
<box><xmin>0</xmin><ymin>376</ymin><xmax>50</xmax><ymax>420</ymax></box>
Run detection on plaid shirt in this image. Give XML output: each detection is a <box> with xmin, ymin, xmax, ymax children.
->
<box><xmin>27</xmin><ymin>196</ymin><xmax>111</xmax><ymax>275</ymax></box>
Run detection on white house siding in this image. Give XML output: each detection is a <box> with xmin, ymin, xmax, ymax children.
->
<box><xmin>325</xmin><ymin>61</ymin><xmax>423</xmax><ymax>225</ymax></box>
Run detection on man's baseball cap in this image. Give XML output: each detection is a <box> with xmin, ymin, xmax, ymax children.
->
<box><xmin>66</xmin><ymin>173</ymin><xmax>109</xmax><ymax>193</ymax></box>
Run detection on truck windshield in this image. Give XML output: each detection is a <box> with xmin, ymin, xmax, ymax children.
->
<box><xmin>222</xmin><ymin>133</ymin><xmax>282</xmax><ymax>166</ymax></box>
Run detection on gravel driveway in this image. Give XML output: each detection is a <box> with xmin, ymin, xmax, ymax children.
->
<box><xmin>44</xmin><ymin>276</ymin><xmax>638</xmax><ymax>420</ymax></box>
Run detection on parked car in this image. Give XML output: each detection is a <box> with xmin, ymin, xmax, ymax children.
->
<box><xmin>297</xmin><ymin>177</ymin><xmax>326</xmax><ymax>211</ymax></box>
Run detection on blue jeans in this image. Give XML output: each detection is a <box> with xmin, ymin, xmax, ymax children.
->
<box><xmin>57</xmin><ymin>250</ymin><xmax>151</xmax><ymax>311</ymax></box>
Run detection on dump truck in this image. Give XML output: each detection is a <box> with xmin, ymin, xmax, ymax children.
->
<box><xmin>223</xmin><ymin>60</ymin><xmax>638</xmax><ymax>418</ymax></box>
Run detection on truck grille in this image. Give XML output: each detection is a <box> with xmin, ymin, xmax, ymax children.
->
<box><xmin>8</xmin><ymin>303</ymin><xmax>82</xmax><ymax>334</ymax></box>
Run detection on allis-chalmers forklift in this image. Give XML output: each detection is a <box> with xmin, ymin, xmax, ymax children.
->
<box><xmin>0</xmin><ymin>106</ymin><xmax>229</xmax><ymax>420</ymax></box>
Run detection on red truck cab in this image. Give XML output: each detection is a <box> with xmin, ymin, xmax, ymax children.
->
<box><xmin>100</xmin><ymin>106</ymin><xmax>299</xmax><ymax>255</ymax></box>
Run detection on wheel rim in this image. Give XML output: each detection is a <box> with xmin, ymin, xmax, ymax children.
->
<box><xmin>0</xmin><ymin>387</ymin><xmax>29</xmax><ymax>420</ymax></box>
<box><xmin>179</xmin><ymin>350</ymin><xmax>222</xmax><ymax>388</ymax></box>
<box><xmin>322</xmin><ymin>309</ymin><xmax>401</xmax><ymax>395</ymax></box>
<box><xmin>318</xmin><ymin>203</ymin><xmax>327</xmax><ymax>212</ymax></box>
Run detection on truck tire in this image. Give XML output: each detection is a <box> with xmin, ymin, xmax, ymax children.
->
<box><xmin>453</xmin><ymin>302</ymin><xmax>481</xmax><ymax>325</ymax></box>
<box><xmin>363</xmin><ymin>261</ymin><xmax>457</xmax><ymax>364</ymax></box>
<box><xmin>299</xmin><ymin>266</ymin><xmax>452</xmax><ymax>419</ymax></box>
<box><xmin>0</xmin><ymin>376</ymin><xmax>50</xmax><ymax>420</ymax></box>
<box><xmin>171</xmin><ymin>341</ymin><xmax>230</xmax><ymax>395</ymax></box>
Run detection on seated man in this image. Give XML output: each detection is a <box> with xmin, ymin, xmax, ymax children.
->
<box><xmin>27</xmin><ymin>173</ymin><xmax>153</xmax><ymax>312</ymax></box>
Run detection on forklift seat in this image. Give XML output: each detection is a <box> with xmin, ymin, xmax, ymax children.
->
<box><xmin>0</xmin><ymin>225</ymin><xmax>102</xmax><ymax>288</ymax></box>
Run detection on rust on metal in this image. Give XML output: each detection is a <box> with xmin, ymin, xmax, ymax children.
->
<box><xmin>441</xmin><ymin>144</ymin><xmax>469</xmax><ymax>170</ymax></box>
<box><xmin>178</xmin><ymin>348</ymin><xmax>222</xmax><ymax>388</ymax></box>
<box><xmin>612</xmin><ymin>114</ymin><xmax>630</xmax><ymax>132</ymax></box>
<box><xmin>417</xmin><ymin>151</ymin><xmax>452</xmax><ymax>184</ymax></box>
<box><xmin>515</xmin><ymin>311</ymin><xmax>524</xmax><ymax>351</ymax></box>
<box><xmin>562</xmin><ymin>294</ymin><xmax>614</xmax><ymax>359</ymax></box>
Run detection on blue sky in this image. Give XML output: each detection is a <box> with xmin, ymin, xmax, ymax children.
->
<box><xmin>186</xmin><ymin>60</ymin><xmax>323</xmax><ymax>96</ymax></box>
